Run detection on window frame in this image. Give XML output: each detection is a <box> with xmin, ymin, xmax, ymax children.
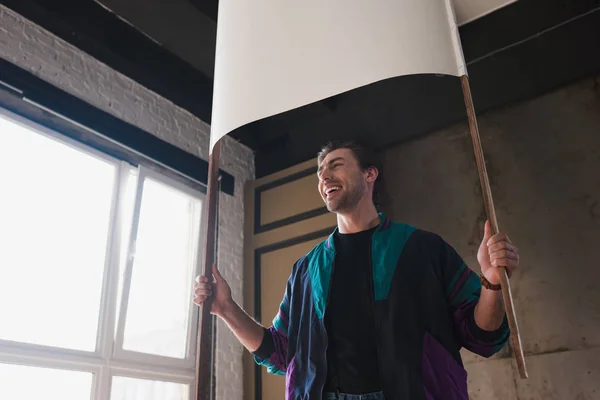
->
<box><xmin>0</xmin><ymin>107</ymin><xmax>203</xmax><ymax>400</ymax></box>
<box><xmin>113</xmin><ymin>165</ymin><xmax>205</xmax><ymax>370</ymax></box>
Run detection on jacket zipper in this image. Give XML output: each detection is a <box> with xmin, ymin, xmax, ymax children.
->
<box><xmin>368</xmin><ymin>237</ymin><xmax>386</xmax><ymax>396</ymax></box>
<box><xmin>319</xmin><ymin>257</ymin><xmax>338</xmax><ymax>399</ymax></box>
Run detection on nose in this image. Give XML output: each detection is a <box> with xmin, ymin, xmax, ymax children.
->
<box><xmin>318</xmin><ymin>167</ymin><xmax>332</xmax><ymax>183</ymax></box>
<box><xmin>319</xmin><ymin>174</ymin><xmax>331</xmax><ymax>188</ymax></box>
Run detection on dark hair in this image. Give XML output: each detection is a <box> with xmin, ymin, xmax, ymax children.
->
<box><xmin>317</xmin><ymin>140</ymin><xmax>383</xmax><ymax>207</ymax></box>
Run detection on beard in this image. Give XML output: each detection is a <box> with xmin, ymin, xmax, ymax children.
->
<box><xmin>326</xmin><ymin>178</ymin><xmax>367</xmax><ymax>212</ymax></box>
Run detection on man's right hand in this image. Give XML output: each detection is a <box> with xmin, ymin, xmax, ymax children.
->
<box><xmin>193</xmin><ymin>264</ymin><xmax>266</xmax><ymax>353</ymax></box>
<box><xmin>193</xmin><ymin>264</ymin><xmax>232</xmax><ymax>317</ymax></box>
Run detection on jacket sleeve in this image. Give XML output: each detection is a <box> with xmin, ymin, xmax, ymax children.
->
<box><xmin>435</xmin><ymin>234</ymin><xmax>510</xmax><ymax>358</ymax></box>
<box><xmin>251</xmin><ymin>264</ymin><xmax>295</xmax><ymax>376</ymax></box>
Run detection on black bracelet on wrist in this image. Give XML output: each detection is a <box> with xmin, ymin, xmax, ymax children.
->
<box><xmin>480</xmin><ymin>273</ymin><xmax>502</xmax><ymax>291</ymax></box>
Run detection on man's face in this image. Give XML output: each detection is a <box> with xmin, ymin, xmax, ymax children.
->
<box><xmin>317</xmin><ymin>148</ymin><xmax>369</xmax><ymax>213</ymax></box>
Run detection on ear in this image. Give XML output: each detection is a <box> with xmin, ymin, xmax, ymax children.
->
<box><xmin>365</xmin><ymin>166</ymin><xmax>379</xmax><ymax>183</ymax></box>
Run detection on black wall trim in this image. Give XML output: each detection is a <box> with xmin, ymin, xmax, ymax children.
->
<box><xmin>0</xmin><ymin>58</ymin><xmax>235</xmax><ymax>195</ymax></box>
<box><xmin>254</xmin><ymin>166</ymin><xmax>327</xmax><ymax>234</ymax></box>
<box><xmin>257</xmin><ymin>207</ymin><xmax>330</xmax><ymax>234</ymax></box>
<box><xmin>253</xmin><ymin>226</ymin><xmax>335</xmax><ymax>400</ymax></box>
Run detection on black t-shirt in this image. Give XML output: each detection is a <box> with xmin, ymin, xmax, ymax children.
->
<box><xmin>323</xmin><ymin>226</ymin><xmax>382</xmax><ymax>394</ymax></box>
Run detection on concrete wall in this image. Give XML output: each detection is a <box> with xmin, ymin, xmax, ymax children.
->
<box><xmin>381</xmin><ymin>75</ymin><xmax>600</xmax><ymax>399</ymax></box>
<box><xmin>0</xmin><ymin>6</ymin><xmax>253</xmax><ymax>400</ymax></box>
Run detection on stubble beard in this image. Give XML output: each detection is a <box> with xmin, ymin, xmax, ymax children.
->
<box><xmin>326</xmin><ymin>179</ymin><xmax>367</xmax><ymax>213</ymax></box>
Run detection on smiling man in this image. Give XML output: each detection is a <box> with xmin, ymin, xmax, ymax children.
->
<box><xmin>194</xmin><ymin>141</ymin><xmax>519</xmax><ymax>400</ymax></box>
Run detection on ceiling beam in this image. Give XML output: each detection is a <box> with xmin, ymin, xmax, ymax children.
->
<box><xmin>187</xmin><ymin>0</ymin><xmax>219</xmax><ymax>22</ymax></box>
<box><xmin>2</xmin><ymin>0</ymin><xmax>215</xmax><ymax>124</ymax></box>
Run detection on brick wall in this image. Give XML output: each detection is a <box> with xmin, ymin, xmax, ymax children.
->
<box><xmin>0</xmin><ymin>5</ymin><xmax>253</xmax><ymax>400</ymax></box>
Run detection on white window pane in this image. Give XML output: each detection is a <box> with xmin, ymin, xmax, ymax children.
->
<box><xmin>111</xmin><ymin>375</ymin><xmax>189</xmax><ymax>400</ymax></box>
<box><xmin>0</xmin><ymin>115</ymin><xmax>115</xmax><ymax>351</ymax></box>
<box><xmin>0</xmin><ymin>363</ymin><xmax>93</xmax><ymax>400</ymax></box>
<box><xmin>123</xmin><ymin>177</ymin><xmax>202</xmax><ymax>358</ymax></box>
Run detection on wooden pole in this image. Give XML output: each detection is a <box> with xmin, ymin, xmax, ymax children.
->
<box><xmin>460</xmin><ymin>75</ymin><xmax>528</xmax><ymax>379</ymax></box>
<box><xmin>195</xmin><ymin>141</ymin><xmax>222</xmax><ymax>400</ymax></box>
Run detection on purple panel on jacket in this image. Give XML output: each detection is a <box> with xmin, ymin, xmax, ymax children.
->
<box><xmin>286</xmin><ymin>355</ymin><xmax>296</xmax><ymax>400</ymax></box>
<box><xmin>421</xmin><ymin>331</ymin><xmax>469</xmax><ymax>400</ymax></box>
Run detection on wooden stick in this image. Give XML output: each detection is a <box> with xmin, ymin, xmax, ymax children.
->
<box><xmin>460</xmin><ymin>75</ymin><xmax>528</xmax><ymax>379</ymax></box>
<box><xmin>195</xmin><ymin>141</ymin><xmax>222</xmax><ymax>400</ymax></box>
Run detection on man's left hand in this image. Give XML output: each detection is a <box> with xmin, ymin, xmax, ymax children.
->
<box><xmin>477</xmin><ymin>220</ymin><xmax>519</xmax><ymax>286</ymax></box>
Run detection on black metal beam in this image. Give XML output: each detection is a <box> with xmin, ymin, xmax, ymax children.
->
<box><xmin>187</xmin><ymin>0</ymin><xmax>219</xmax><ymax>22</ymax></box>
<box><xmin>459</xmin><ymin>0</ymin><xmax>600</xmax><ymax>62</ymax></box>
<box><xmin>1</xmin><ymin>0</ymin><xmax>214</xmax><ymax>123</ymax></box>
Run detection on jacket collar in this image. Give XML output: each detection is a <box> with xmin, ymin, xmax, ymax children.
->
<box><xmin>325</xmin><ymin>212</ymin><xmax>391</xmax><ymax>251</ymax></box>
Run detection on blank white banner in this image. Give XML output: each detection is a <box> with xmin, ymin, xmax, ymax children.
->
<box><xmin>210</xmin><ymin>0</ymin><xmax>467</xmax><ymax>152</ymax></box>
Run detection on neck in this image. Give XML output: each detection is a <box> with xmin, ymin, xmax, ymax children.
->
<box><xmin>336</xmin><ymin>199</ymin><xmax>380</xmax><ymax>234</ymax></box>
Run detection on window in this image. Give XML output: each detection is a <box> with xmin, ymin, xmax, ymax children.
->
<box><xmin>0</xmin><ymin>110</ymin><xmax>204</xmax><ymax>399</ymax></box>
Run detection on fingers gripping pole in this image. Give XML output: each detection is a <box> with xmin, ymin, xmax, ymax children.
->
<box><xmin>195</xmin><ymin>141</ymin><xmax>221</xmax><ymax>400</ymax></box>
<box><xmin>460</xmin><ymin>75</ymin><xmax>528</xmax><ymax>379</ymax></box>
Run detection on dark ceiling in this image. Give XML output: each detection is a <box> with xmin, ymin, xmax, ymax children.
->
<box><xmin>2</xmin><ymin>0</ymin><xmax>599</xmax><ymax>177</ymax></box>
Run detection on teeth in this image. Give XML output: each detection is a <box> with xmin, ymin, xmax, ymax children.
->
<box><xmin>326</xmin><ymin>186</ymin><xmax>341</xmax><ymax>195</ymax></box>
